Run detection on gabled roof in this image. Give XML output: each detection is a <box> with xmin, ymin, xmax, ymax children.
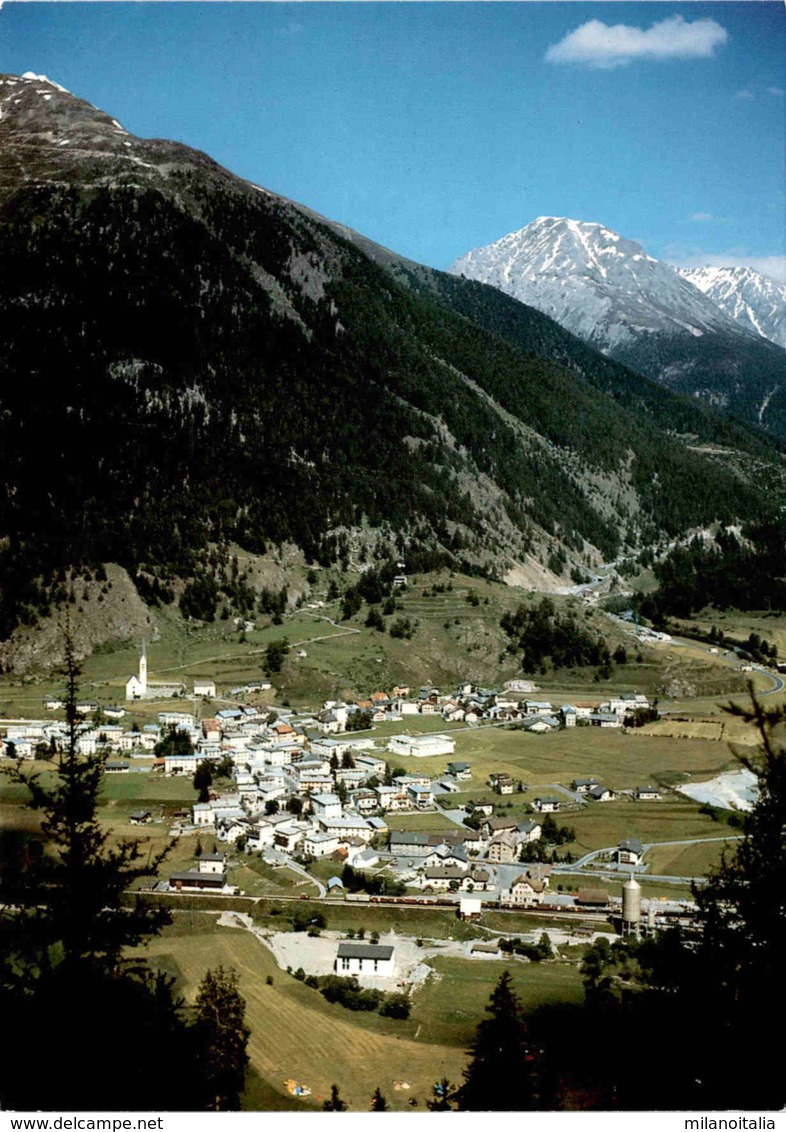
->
<box><xmin>517</xmin><ymin>820</ymin><xmax>540</xmax><ymax>834</ymax></box>
<box><xmin>336</xmin><ymin>943</ymin><xmax>394</xmax><ymax>960</ymax></box>
<box><xmin>511</xmin><ymin>874</ymin><xmax>546</xmax><ymax>892</ymax></box>
<box><xmin>577</xmin><ymin>888</ymin><xmax>610</xmax><ymax>905</ymax></box>
<box><xmin>487</xmin><ymin>816</ymin><xmax>517</xmax><ymax>831</ymax></box>
<box><xmin>389</xmin><ymin>830</ymin><xmax>431</xmax><ymax>845</ymax></box>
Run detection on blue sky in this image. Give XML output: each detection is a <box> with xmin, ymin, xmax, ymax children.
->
<box><xmin>1</xmin><ymin>2</ymin><xmax>784</xmax><ymax>279</ymax></box>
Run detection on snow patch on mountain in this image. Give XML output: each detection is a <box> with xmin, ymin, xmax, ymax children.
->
<box><xmin>677</xmin><ymin>265</ymin><xmax>786</xmax><ymax>349</ymax></box>
<box><xmin>20</xmin><ymin>72</ymin><xmax>70</xmax><ymax>94</ymax></box>
<box><xmin>450</xmin><ymin>217</ymin><xmax>751</xmax><ymax>355</ymax></box>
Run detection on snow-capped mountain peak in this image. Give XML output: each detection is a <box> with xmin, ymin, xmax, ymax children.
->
<box><xmin>676</xmin><ymin>265</ymin><xmax>786</xmax><ymax>349</ymax></box>
<box><xmin>450</xmin><ymin>216</ymin><xmax>746</xmax><ymax>352</ymax></box>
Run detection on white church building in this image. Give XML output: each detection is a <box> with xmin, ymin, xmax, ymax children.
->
<box><xmin>125</xmin><ymin>641</ymin><xmax>186</xmax><ymax>701</ymax></box>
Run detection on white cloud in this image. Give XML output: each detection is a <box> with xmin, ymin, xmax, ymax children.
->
<box><xmin>689</xmin><ymin>212</ymin><xmax>714</xmax><ymax>223</ymax></box>
<box><xmin>767</xmin><ymin>86</ymin><xmax>785</xmax><ymax>97</ymax></box>
<box><xmin>673</xmin><ymin>252</ymin><xmax>786</xmax><ymax>285</ymax></box>
<box><xmin>545</xmin><ymin>15</ymin><xmax>728</xmax><ymax>70</ymax></box>
<box><xmin>735</xmin><ymin>89</ymin><xmax>755</xmax><ymax>101</ymax></box>
<box><xmin>278</xmin><ymin>21</ymin><xmax>304</xmax><ymax>39</ymax></box>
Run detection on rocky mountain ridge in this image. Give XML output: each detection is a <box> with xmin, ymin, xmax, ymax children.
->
<box><xmin>677</xmin><ymin>265</ymin><xmax>786</xmax><ymax>350</ymax></box>
<box><xmin>450</xmin><ymin>217</ymin><xmax>786</xmax><ymax>436</ymax></box>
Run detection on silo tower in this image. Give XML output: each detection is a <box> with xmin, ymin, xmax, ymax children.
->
<box><xmin>622</xmin><ymin>874</ymin><xmax>641</xmax><ymax>937</ymax></box>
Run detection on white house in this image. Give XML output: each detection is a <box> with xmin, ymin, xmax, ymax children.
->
<box><xmin>335</xmin><ymin>942</ymin><xmax>395</xmax><ymax>978</ymax></box>
<box><xmin>447</xmin><ymin>761</ymin><xmax>472</xmax><ymax>780</ymax></box>
<box><xmin>165</xmin><ymin>753</ymin><xmax>199</xmax><ymax>776</ymax></box>
<box><xmin>560</xmin><ymin>706</ymin><xmax>578</xmax><ymax>727</ymax></box>
<box><xmin>407</xmin><ymin>783</ymin><xmax>434</xmax><ymax>809</ymax></box>
<box><xmin>197</xmin><ymin>853</ymin><xmax>226</xmax><ymax>875</ymax></box>
<box><xmin>274</xmin><ymin>824</ymin><xmax>306</xmax><ymax>852</ymax></box>
<box><xmin>533</xmin><ymin>797</ymin><xmax>561</xmax><ymax>813</ymax></box>
<box><xmin>617</xmin><ymin>838</ymin><xmax>645</xmax><ymax>866</ymax></box>
<box><xmin>459</xmin><ymin>894</ymin><xmax>483</xmax><ymax>919</ymax></box>
<box><xmin>517</xmin><ymin>820</ymin><xmax>542</xmax><ymax>843</ymax></box>
<box><xmin>503</xmin><ymin>868</ymin><xmax>551</xmax><ymax>907</ymax></box>
<box><xmin>192</xmin><ymin>803</ymin><xmax>215</xmax><ymax>827</ymax></box>
<box><xmin>194</xmin><ymin>678</ymin><xmax>217</xmax><ymax>698</ymax></box>
<box><xmin>524</xmin><ymin>700</ymin><xmax>553</xmax><ymax>716</ymax></box>
<box><xmin>589</xmin><ymin>713</ymin><xmax>622</xmax><ymax>729</ymax></box>
<box><xmin>374</xmin><ymin>785</ymin><xmax>409</xmax><ymax>812</ymax></box>
<box><xmin>320</xmin><ymin>815</ymin><xmax>374</xmax><ymax>844</ymax></box>
<box><xmin>311</xmin><ymin>793</ymin><xmax>343</xmax><ymax>821</ymax></box>
<box><xmin>159</xmin><ymin>712</ymin><xmax>196</xmax><ymax>730</ymax></box>
<box><xmin>303</xmin><ymin>831</ymin><xmax>340</xmax><ymax>858</ymax></box>
<box><xmin>587</xmin><ymin>785</ymin><xmax>616</xmax><ymax>802</ymax></box>
<box><xmin>245</xmin><ymin>823</ymin><xmax>276</xmax><ymax>852</ymax></box>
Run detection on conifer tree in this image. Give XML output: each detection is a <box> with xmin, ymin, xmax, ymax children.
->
<box><xmin>323</xmin><ymin>1084</ymin><xmax>348</xmax><ymax>1111</ymax></box>
<box><xmin>685</xmin><ymin>694</ymin><xmax>786</xmax><ymax>1107</ymax></box>
<box><xmin>426</xmin><ymin>1078</ymin><xmax>456</xmax><ymax>1111</ymax></box>
<box><xmin>572</xmin><ymin>692</ymin><xmax>786</xmax><ymax>1110</ymax></box>
<box><xmin>194</xmin><ymin>965</ymin><xmax>250</xmax><ymax>1110</ymax></box>
<box><xmin>371</xmin><ymin>1086</ymin><xmax>389</xmax><ymax>1111</ymax></box>
<box><xmin>3</xmin><ymin>627</ymin><xmax>170</xmax><ymax>973</ymax></box>
<box><xmin>457</xmin><ymin>971</ymin><xmax>540</xmax><ymax>1111</ymax></box>
<box><xmin>0</xmin><ymin>623</ymin><xmax>191</xmax><ymax>1110</ymax></box>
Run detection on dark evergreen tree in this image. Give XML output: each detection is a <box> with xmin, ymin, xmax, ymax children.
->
<box><xmin>0</xmin><ymin>627</ymin><xmax>193</xmax><ymax>1110</ymax></box>
<box><xmin>371</xmin><ymin>1087</ymin><xmax>389</xmax><ymax>1111</ymax></box>
<box><xmin>457</xmin><ymin>971</ymin><xmax>540</xmax><ymax>1111</ymax></box>
<box><xmin>686</xmin><ymin>694</ymin><xmax>786</xmax><ymax>1108</ymax></box>
<box><xmin>193</xmin><ymin>759</ymin><xmax>213</xmax><ymax>803</ymax></box>
<box><xmin>427</xmin><ymin>1079</ymin><xmax>456</xmax><ymax>1111</ymax></box>
<box><xmin>154</xmin><ymin>722</ymin><xmax>195</xmax><ymax>759</ymax></box>
<box><xmin>567</xmin><ymin>693</ymin><xmax>786</xmax><ymax>1110</ymax></box>
<box><xmin>323</xmin><ymin>1084</ymin><xmax>348</xmax><ymax>1112</ymax></box>
<box><xmin>193</xmin><ymin>965</ymin><xmax>250</xmax><ymax>1111</ymax></box>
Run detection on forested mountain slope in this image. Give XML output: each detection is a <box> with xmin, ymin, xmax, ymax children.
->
<box><xmin>0</xmin><ymin>73</ymin><xmax>779</xmax><ymax>642</ymax></box>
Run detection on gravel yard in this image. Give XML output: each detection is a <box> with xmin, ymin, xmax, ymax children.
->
<box><xmin>217</xmin><ymin>913</ymin><xmax>610</xmax><ymax>989</ymax></box>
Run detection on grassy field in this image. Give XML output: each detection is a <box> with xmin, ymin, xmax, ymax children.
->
<box><xmin>135</xmin><ymin>917</ymin><xmax>467</xmax><ymax>1111</ymax></box>
<box><xmin>411</xmin><ymin>956</ymin><xmax>585</xmax><ymax>1049</ymax></box>
<box><xmin>3</xmin><ymin>566</ymin><xmax>767</xmax><ymax>723</ymax></box>
<box><xmin>547</xmin><ymin>873</ymin><xmax>697</xmax><ymax>901</ymax></box>
<box><xmin>131</xmin><ymin>909</ymin><xmax>595</xmax><ymax>1111</ymax></box>
<box><xmin>249</xmin><ymin>898</ymin><xmax>564</xmax><ymax>941</ymax></box>
<box><xmin>389</xmin><ymin>724</ymin><xmax>741</xmax><ymax>796</ymax></box>
<box><xmin>382</xmin><ymin>811</ymin><xmax>459</xmax><ymax>832</ymax></box>
<box><xmin>642</xmin><ymin>838</ymin><xmax>738</xmax><ymax>879</ymax></box>
<box><xmin>674</xmin><ymin>609</ymin><xmax>786</xmax><ymax>662</ymax></box>
<box><xmin>232</xmin><ymin>857</ymin><xmax>319</xmax><ymax>898</ymax></box>
<box><xmin>568</xmin><ymin>798</ymin><xmax>725</xmax><ymax>854</ymax></box>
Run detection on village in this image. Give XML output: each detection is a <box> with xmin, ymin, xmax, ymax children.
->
<box><xmin>0</xmin><ymin>640</ymin><xmax>681</xmax><ymax>952</ymax></box>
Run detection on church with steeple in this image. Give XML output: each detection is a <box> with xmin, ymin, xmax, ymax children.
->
<box><xmin>125</xmin><ymin>639</ymin><xmax>148</xmax><ymax>700</ymax></box>
<box><xmin>125</xmin><ymin>639</ymin><xmax>186</xmax><ymax>701</ymax></box>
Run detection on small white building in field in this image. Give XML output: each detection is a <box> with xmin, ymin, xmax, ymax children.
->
<box><xmin>335</xmin><ymin>943</ymin><xmax>395</xmax><ymax>978</ymax></box>
<box><xmin>388</xmin><ymin>733</ymin><xmax>455</xmax><ymax>758</ymax></box>
<box><xmin>197</xmin><ymin>853</ymin><xmax>226</xmax><ymax>875</ymax></box>
<box><xmin>194</xmin><ymin>678</ymin><xmax>217</xmax><ymax>698</ymax></box>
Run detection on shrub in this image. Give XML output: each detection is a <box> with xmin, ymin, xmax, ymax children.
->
<box><xmin>379</xmin><ymin>993</ymin><xmax>411</xmax><ymax>1019</ymax></box>
<box><xmin>319</xmin><ymin>976</ymin><xmax>382</xmax><ymax>1012</ymax></box>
